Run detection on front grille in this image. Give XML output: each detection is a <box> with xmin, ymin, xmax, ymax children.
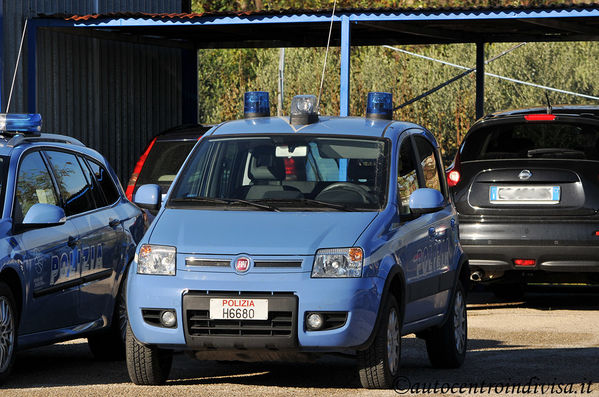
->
<box><xmin>183</xmin><ymin>291</ymin><xmax>298</xmax><ymax>349</ymax></box>
<box><xmin>186</xmin><ymin>258</ymin><xmax>230</xmax><ymax>267</ymax></box>
<box><xmin>187</xmin><ymin>310</ymin><xmax>293</xmax><ymax>336</ymax></box>
<box><xmin>253</xmin><ymin>261</ymin><xmax>302</xmax><ymax>268</ymax></box>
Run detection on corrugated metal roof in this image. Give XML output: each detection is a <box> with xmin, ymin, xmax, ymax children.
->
<box><xmin>51</xmin><ymin>2</ymin><xmax>599</xmax><ymax>22</ymax></box>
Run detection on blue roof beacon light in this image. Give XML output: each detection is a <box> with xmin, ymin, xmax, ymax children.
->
<box><xmin>289</xmin><ymin>95</ymin><xmax>318</xmax><ymax>125</ymax></box>
<box><xmin>244</xmin><ymin>91</ymin><xmax>270</xmax><ymax>118</ymax></box>
<box><xmin>366</xmin><ymin>92</ymin><xmax>393</xmax><ymax>120</ymax></box>
<box><xmin>0</xmin><ymin>113</ymin><xmax>42</xmax><ymax>133</ymax></box>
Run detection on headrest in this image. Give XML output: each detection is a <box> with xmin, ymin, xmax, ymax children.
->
<box><xmin>249</xmin><ymin>145</ymin><xmax>285</xmax><ymax>181</ymax></box>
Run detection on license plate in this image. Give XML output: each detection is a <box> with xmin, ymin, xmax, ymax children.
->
<box><xmin>490</xmin><ymin>185</ymin><xmax>560</xmax><ymax>205</ymax></box>
<box><xmin>209</xmin><ymin>298</ymin><xmax>268</xmax><ymax>320</ymax></box>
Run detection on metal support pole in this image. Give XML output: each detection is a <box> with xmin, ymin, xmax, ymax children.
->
<box><xmin>181</xmin><ymin>48</ymin><xmax>198</xmax><ymax>124</ymax></box>
<box><xmin>277</xmin><ymin>48</ymin><xmax>285</xmax><ymax>116</ymax></box>
<box><xmin>475</xmin><ymin>42</ymin><xmax>485</xmax><ymax>119</ymax></box>
<box><xmin>26</xmin><ymin>19</ymin><xmax>37</xmax><ymax>113</ymax></box>
<box><xmin>339</xmin><ymin>15</ymin><xmax>350</xmax><ymax>117</ymax></box>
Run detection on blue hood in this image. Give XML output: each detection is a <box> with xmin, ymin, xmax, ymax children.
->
<box><xmin>148</xmin><ymin>209</ymin><xmax>379</xmax><ymax>255</ymax></box>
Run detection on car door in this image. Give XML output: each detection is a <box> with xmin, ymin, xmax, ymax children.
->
<box><xmin>11</xmin><ymin>150</ymin><xmax>81</xmax><ymax>334</ymax></box>
<box><xmin>45</xmin><ymin>150</ymin><xmax>122</xmax><ymax>323</ymax></box>
<box><xmin>411</xmin><ymin>133</ymin><xmax>456</xmax><ymax>316</ymax></box>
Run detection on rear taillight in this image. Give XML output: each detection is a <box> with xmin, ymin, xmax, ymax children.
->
<box><xmin>446</xmin><ymin>153</ymin><xmax>462</xmax><ymax>188</ymax></box>
<box><xmin>524</xmin><ymin>114</ymin><xmax>556</xmax><ymax>121</ymax></box>
<box><xmin>513</xmin><ymin>259</ymin><xmax>536</xmax><ymax>267</ymax></box>
<box><xmin>126</xmin><ymin>137</ymin><xmax>157</xmax><ymax>201</ymax></box>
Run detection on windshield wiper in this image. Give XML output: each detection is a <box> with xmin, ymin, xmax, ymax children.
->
<box><xmin>169</xmin><ymin>197</ymin><xmax>280</xmax><ymax>211</ymax></box>
<box><xmin>254</xmin><ymin>198</ymin><xmax>356</xmax><ymax>211</ymax></box>
<box><xmin>527</xmin><ymin>148</ymin><xmax>585</xmax><ymax>158</ymax></box>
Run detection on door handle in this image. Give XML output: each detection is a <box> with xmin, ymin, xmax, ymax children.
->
<box><xmin>67</xmin><ymin>236</ymin><xmax>79</xmax><ymax>247</ymax></box>
<box><xmin>108</xmin><ymin>218</ymin><xmax>121</xmax><ymax>228</ymax></box>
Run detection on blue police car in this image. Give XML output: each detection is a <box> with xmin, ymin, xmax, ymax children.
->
<box><xmin>128</xmin><ymin>93</ymin><xmax>469</xmax><ymax>389</ymax></box>
<box><xmin>0</xmin><ymin>114</ymin><xmax>144</xmax><ymax>382</ymax></box>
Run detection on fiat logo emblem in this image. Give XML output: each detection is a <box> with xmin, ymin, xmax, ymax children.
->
<box><xmin>234</xmin><ymin>257</ymin><xmax>251</xmax><ymax>272</ymax></box>
<box><xmin>518</xmin><ymin>170</ymin><xmax>532</xmax><ymax>180</ymax></box>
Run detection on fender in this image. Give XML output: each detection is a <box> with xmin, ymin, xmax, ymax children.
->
<box><xmin>0</xmin><ymin>259</ymin><xmax>26</xmax><ymax>316</ymax></box>
<box><xmin>350</xmin><ymin>261</ymin><xmax>406</xmax><ymax>351</ymax></box>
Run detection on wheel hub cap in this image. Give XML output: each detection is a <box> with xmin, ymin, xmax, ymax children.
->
<box><xmin>0</xmin><ymin>297</ymin><xmax>15</xmax><ymax>372</ymax></box>
<box><xmin>386</xmin><ymin>308</ymin><xmax>400</xmax><ymax>374</ymax></box>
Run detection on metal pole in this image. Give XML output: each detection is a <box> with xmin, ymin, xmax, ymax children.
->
<box><xmin>277</xmin><ymin>48</ymin><xmax>285</xmax><ymax>116</ymax></box>
<box><xmin>475</xmin><ymin>42</ymin><xmax>485</xmax><ymax>119</ymax></box>
<box><xmin>339</xmin><ymin>15</ymin><xmax>350</xmax><ymax>117</ymax></box>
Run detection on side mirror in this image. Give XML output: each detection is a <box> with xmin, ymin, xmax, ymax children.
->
<box><xmin>134</xmin><ymin>184</ymin><xmax>161</xmax><ymax>211</ymax></box>
<box><xmin>408</xmin><ymin>188</ymin><xmax>445</xmax><ymax>215</ymax></box>
<box><xmin>16</xmin><ymin>203</ymin><xmax>66</xmax><ymax>232</ymax></box>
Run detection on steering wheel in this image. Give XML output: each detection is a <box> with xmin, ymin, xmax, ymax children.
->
<box><xmin>316</xmin><ymin>182</ymin><xmax>373</xmax><ymax>204</ymax></box>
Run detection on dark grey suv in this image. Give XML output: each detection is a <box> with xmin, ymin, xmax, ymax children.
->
<box><xmin>447</xmin><ymin>106</ymin><xmax>599</xmax><ymax>294</ymax></box>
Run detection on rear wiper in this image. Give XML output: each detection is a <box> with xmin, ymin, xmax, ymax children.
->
<box><xmin>527</xmin><ymin>148</ymin><xmax>585</xmax><ymax>158</ymax></box>
<box><xmin>170</xmin><ymin>197</ymin><xmax>279</xmax><ymax>211</ymax></box>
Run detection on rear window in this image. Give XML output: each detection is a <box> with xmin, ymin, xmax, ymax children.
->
<box><xmin>136</xmin><ymin>140</ymin><xmax>196</xmax><ymax>192</ymax></box>
<box><xmin>460</xmin><ymin>122</ymin><xmax>599</xmax><ymax>161</ymax></box>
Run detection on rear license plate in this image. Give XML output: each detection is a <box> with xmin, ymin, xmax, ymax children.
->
<box><xmin>490</xmin><ymin>185</ymin><xmax>560</xmax><ymax>205</ymax></box>
<box><xmin>209</xmin><ymin>298</ymin><xmax>268</xmax><ymax>320</ymax></box>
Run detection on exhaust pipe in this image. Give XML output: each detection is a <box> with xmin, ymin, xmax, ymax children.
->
<box><xmin>470</xmin><ymin>270</ymin><xmax>483</xmax><ymax>282</ymax></box>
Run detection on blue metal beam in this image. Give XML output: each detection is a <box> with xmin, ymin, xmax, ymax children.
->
<box><xmin>476</xmin><ymin>42</ymin><xmax>485</xmax><ymax>119</ymax></box>
<box><xmin>0</xmin><ymin>0</ymin><xmax>3</xmax><ymax>111</ymax></box>
<box><xmin>181</xmin><ymin>48</ymin><xmax>198</xmax><ymax>124</ymax></box>
<box><xmin>26</xmin><ymin>18</ymin><xmax>37</xmax><ymax>113</ymax></box>
<box><xmin>339</xmin><ymin>15</ymin><xmax>350</xmax><ymax>117</ymax></box>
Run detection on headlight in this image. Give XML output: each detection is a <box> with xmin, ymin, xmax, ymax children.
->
<box><xmin>137</xmin><ymin>244</ymin><xmax>176</xmax><ymax>275</ymax></box>
<box><xmin>311</xmin><ymin>247</ymin><xmax>363</xmax><ymax>278</ymax></box>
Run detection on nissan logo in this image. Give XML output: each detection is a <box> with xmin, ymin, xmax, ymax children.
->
<box><xmin>518</xmin><ymin>170</ymin><xmax>532</xmax><ymax>180</ymax></box>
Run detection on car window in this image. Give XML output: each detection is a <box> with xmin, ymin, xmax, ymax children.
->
<box><xmin>86</xmin><ymin>159</ymin><xmax>120</xmax><ymax>205</ymax></box>
<box><xmin>397</xmin><ymin>138</ymin><xmax>420</xmax><ymax>215</ymax></box>
<box><xmin>136</xmin><ymin>140</ymin><xmax>197</xmax><ymax>193</ymax></box>
<box><xmin>46</xmin><ymin>151</ymin><xmax>96</xmax><ymax>217</ymax></box>
<box><xmin>413</xmin><ymin>135</ymin><xmax>443</xmax><ymax>195</ymax></box>
<box><xmin>14</xmin><ymin>152</ymin><xmax>59</xmax><ymax>223</ymax></box>
<box><xmin>460</xmin><ymin>122</ymin><xmax>599</xmax><ymax>161</ymax></box>
<box><xmin>78</xmin><ymin>156</ymin><xmax>107</xmax><ymax>208</ymax></box>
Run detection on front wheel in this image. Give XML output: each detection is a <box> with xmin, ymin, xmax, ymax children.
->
<box><xmin>0</xmin><ymin>281</ymin><xmax>17</xmax><ymax>384</ymax></box>
<box><xmin>425</xmin><ymin>280</ymin><xmax>467</xmax><ymax>368</ymax></box>
<box><xmin>357</xmin><ymin>295</ymin><xmax>401</xmax><ymax>389</ymax></box>
<box><xmin>126</xmin><ymin>324</ymin><xmax>172</xmax><ymax>385</ymax></box>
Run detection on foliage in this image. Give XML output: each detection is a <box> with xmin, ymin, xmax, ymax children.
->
<box><xmin>193</xmin><ymin>0</ymin><xmax>599</xmax><ymax>163</ymax></box>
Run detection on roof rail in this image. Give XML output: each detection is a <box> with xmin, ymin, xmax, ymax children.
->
<box><xmin>5</xmin><ymin>133</ymin><xmax>85</xmax><ymax>148</ymax></box>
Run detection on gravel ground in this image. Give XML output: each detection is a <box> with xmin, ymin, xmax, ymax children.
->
<box><xmin>2</xmin><ymin>287</ymin><xmax>598</xmax><ymax>396</ymax></box>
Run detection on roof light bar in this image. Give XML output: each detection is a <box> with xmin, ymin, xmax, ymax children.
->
<box><xmin>366</xmin><ymin>92</ymin><xmax>393</xmax><ymax>120</ymax></box>
<box><xmin>289</xmin><ymin>95</ymin><xmax>318</xmax><ymax>125</ymax></box>
<box><xmin>244</xmin><ymin>91</ymin><xmax>270</xmax><ymax>118</ymax></box>
<box><xmin>0</xmin><ymin>113</ymin><xmax>42</xmax><ymax>133</ymax></box>
<box><xmin>524</xmin><ymin>114</ymin><xmax>556</xmax><ymax>121</ymax></box>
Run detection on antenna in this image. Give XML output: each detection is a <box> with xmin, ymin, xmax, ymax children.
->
<box><xmin>316</xmin><ymin>0</ymin><xmax>338</xmax><ymax>114</ymax></box>
<box><xmin>6</xmin><ymin>19</ymin><xmax>29</xmax><ymax>113</ymax></box>
<box><xmin>545</xmin><ymin>91</ymin><xmax>552</xmax><ymax>114</ymax></box>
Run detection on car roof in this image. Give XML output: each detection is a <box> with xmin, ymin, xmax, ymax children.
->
<box><xmin>483</xmin><ymin>105</ymin><xmax>599</xmax><ymax>120</ymax></box>
<box><xmin>155</xmin><ymin>124</ymin><xmax>212</xmax><ymax>141</ymax></box>
<box><xmin>0</xmin><ymin>132</ymin><xmax>106</xmax><ymax>163</ymax></box>
<box><xmin>206</xmin><ymin>116</ymin><xmax>423</xmax><ymax>140</ymax></box>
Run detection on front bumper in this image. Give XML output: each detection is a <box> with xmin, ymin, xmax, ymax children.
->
<box><xmin>459</xmin><ymin>219</ymin><xmax>599</xmax><ymax>273</ymax></box>
<box><xmin>126</xmin><ymin>265</ymin><xmax>384</xmax><ymax>352</ymax></box>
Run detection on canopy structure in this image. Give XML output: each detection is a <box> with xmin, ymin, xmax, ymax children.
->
<box><xmin>30</xmin><ymin>3</ymin><xmax>599</xmax><ymax>119</ymax></box>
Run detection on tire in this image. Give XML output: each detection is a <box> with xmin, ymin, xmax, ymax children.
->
<box><xmin>88</xmin><ymin>274</ymin><xmax>128</xmax><ymax>360</ymax></box>
<box><xmin>357</xmin><ymin>295</ymin><xmax>401</xmax><ymax>389</ymax></box>
<box><xmin>0</xmin><ymin>281</ymin><xmax>18</xmax><ymax>384</ymax></box>
<box><xmin>126</xmin><ymin>323</ymin><xmax>172</xmax><ymax>385</ymax></box>
<box><xmin>425</xmin><ymin>280</ymin><xmax>467</xmax><ymax>368</ymax></box>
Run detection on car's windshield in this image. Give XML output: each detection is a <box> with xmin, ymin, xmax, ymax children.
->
<box><xmin>169</xmin><ymin>135</ymin><xmax>389</xmax><ymax>211</ymax></box>
<box><xmin>460</xmin><ymin>122</ymin><xmax>599</xmax><ymax>161</ymax></box>
<box><xmin>137</xmin><ymin>139</ymin><xmax>197</xmax><ymax>193</ymax></box>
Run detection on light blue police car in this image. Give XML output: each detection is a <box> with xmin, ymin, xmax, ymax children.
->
<box><xmin>128</xmin><ymin>92</ymin><xmax>469</xmax><ymax>389</ymax></box>
<box><xmin>0</xmin><ymin>114</ymin><xmax>144</xmax><ymax>382</ymax></box>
